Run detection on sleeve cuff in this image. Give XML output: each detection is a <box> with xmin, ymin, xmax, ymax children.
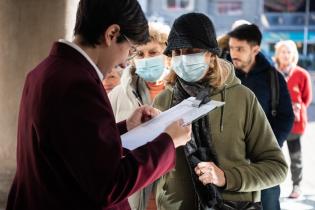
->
<box><xmin>223</xmin><ymin>168</ymin><xmax>242</xmax><ymax>191</ymax></box>
<box><xmin>117</xmin><ymin>120</ymin><xmax>127</xmax><ymax>135</ymax></box>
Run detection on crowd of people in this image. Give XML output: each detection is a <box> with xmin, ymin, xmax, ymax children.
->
<box><xmin>6</xmin><ymin>0</ymin><xmax>313</xmax><ymax>210</ymax></box>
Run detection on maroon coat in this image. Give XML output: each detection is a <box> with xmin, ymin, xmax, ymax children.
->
<box><xmin>6</xmin><ymin>42</ymin><xmax>176</xmax><ymax>210</ymax></box>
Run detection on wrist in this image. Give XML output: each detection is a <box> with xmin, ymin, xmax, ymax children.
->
<box><xmin>218</xmin><ymin>170</ymin><xmax>227</xmax><ymax>188</ymax></box>
<box><xmin>126</xmin><ymin>119</ymin><xmax>132</xmax><ymax>131</ymax></box>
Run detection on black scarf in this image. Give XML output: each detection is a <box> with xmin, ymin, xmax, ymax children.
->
<box><xmin>172</xmin><ymin>78</ymin><xmax>222</xmax><ymax>210</ymax></box>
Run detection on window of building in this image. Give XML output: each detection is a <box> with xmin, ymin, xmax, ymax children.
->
<box><xmin>216</xmin><ymin>1</ymin><xmax>243</xmax><ymax>16</ymax></box>
<box><xmin>264</xmin><ymin>0</ymin><xmax>315</xmax><ymax>12</ymax></box>
<box><xmin>164</xmin><ymin>0</ymin><xmax>194</xmax><ymax>11</ymax></box>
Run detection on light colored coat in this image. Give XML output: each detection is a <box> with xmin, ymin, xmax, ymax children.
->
<box><xmin>109</xmin><ymin>67</ymin><xmax>141</xmax><ymax>122</ymax></box>
<box><xmin>109</xmin><ymin>67</ymin><xmax>162</xmax><ymax>210</ymax></box>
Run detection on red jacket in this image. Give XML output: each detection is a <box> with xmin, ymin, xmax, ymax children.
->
<box><xmin>6</xmin><ymin>42</ymin><xmax>176</xmax><ymax>210</ymax></box>
<box><xmin>285</xmin><ymin>66</ymin><xmax>312</xmax><ymax>135</ymax></box>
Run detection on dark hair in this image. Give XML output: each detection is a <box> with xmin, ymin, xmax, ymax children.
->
<box><xmin>74</xmin><ymin>0</ymin><xmax>149</xmax><ymax>47</ymax></box>
<box><xmin>228</xmin><ymin>24</ymin><xmax>262</xmax><ymax>46</ymax></box>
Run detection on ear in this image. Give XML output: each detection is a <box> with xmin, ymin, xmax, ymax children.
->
<box><xmin>252</xmin><ymin>45</ymin><xmax>260</xmax><ymax>56</ymax></box>
<box><xmin>104</xmin><ymin>24</ymin><xmax>121</xmax><ymax>47</ymax></box>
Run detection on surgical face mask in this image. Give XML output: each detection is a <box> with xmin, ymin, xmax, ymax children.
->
<box><xmin>134</xmin><ymin>55</ymin><xmax>165</xmax><ymax>82</ymax></box>
<box><xmin>171</xmin><ymin>52</ymin><xmax>209</xmax><ymax>82</ymax></box>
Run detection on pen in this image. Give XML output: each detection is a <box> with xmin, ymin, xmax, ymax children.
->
<box><xmin>132</xmin><ymin>90</ymin><xmax>143</xmax><ymax>106</ymax></box>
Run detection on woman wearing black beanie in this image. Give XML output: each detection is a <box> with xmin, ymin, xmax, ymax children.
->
<box><xmin>153</xmin><ymin>13</ymin><xmax>288</xmax><ymax>210</ymax></box>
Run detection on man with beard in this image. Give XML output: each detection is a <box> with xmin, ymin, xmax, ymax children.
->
<box><xmin>228</xmin><ymin>24</ymin><xmax>294</xmax><ymax>210</ymax></box>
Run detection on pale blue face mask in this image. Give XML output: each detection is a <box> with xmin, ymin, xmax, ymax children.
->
<box><xmin>134</xmin><ymin>55</ymin><xmax>165</xmax><ymax>82</ymax></box>
<box><xmin>171</xmin><ymin>52</ymin><xmax>209</xmax><ymax>82</ymax></box>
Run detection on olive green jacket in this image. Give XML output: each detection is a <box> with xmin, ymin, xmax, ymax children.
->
<box><xmin>153</xmin><ymin>60</ymin><xmax>288</xmax><ymax>210</ymax></box>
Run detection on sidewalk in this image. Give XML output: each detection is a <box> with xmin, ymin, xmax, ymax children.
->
<box><xmin>280</xmin><ymin>121</ymin><xmax>315</xmax><ymax>210</ymax></box>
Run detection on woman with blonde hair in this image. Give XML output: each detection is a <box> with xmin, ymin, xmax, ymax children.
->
<box><xmin>109</xmin><ymin>22</ymin><xmax>170</xmax><ymax>122</ymax></box>
<box><xmin>274</xmin><ymin>40</ymin><xmax>313</xmax><ymax>199</ymax></box>
<box><xmin>153</xmin><ymin>12</ymin><xmax>287</xmax><ymax>210</ymax></box>
<box><xmin>108</xmin><ymin>22</ymin><xmax>170</xmax><ymax>210</ymax></box>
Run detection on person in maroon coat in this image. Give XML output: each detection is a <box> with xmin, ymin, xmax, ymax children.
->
<box><xmin>6</xmin><ymin>1</ymin><xmax>191</xmax><ymax>210</ymax></box>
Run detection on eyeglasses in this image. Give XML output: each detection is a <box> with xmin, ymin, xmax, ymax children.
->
<box><xmin>122</xmin><ymin>34</ymin><xmax>138</xmax><ymax>60</ymax></box>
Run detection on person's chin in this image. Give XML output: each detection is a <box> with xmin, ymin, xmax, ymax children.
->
<box><xmin>105</xmin><ymin>87</ymin><xmax>113</xmax><ymax>93</ymax></box>
<box><xmin>232</xmin><ymin>62</ymin><xmax>240</xmax><ymax>68</ymax></box>
<box><xmin>232</xmin><ymin>60</ymin><xmax>239</xmax><ymax>65</ymax></box>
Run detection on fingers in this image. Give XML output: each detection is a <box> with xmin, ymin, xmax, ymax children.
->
<box><xmin>194</xmin><ymin>163</ymin><xmax>213</xmax><ymax>176</ymax></box>
<box><xmin>195</xmin><ymin>166</ymin><xmax>213</xmax><ymax>185</ymax></box>
<box><xmin>199</xmin><ymin>172</ymin><xmax>213</xmax><ymax>185</ymax></box>
<box><xmin>141</xmin><ymin>105</ymin><xmax>160</xmax><ymax>118</ymax></box>
<box><xmin>137</xmin><ymin>105</ymin><xmax>161</xmax><ymax>123</ymax></box>
<box><xmin>194</xmin><ymin>162</ymin><xmax>226</xmax><ymax>187</ymax></box>
<box><xmin>194</xmin><ymin>162</ymin><xmax>215</xmax><ymax>185</ymax></box>
<box><xmin>176</xmin><ymin>119</ymin><xmax>192</xmax><ymax>138</ymax></box>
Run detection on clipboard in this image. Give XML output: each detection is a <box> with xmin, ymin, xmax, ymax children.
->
<box><xmin>121</xmin><ymin>97</ymin><xmax>225</xmax><ymax>150</ymax></box>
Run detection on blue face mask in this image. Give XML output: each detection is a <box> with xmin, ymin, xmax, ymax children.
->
<box><xmin>134</xmin><ymin>55</ymin><xmax>165</xmax><ymax>82</ymax></box>
<box><xmin>171</xmin><ymin>52</ymin><xmax>209</xmax><ymax>82</ymax></box>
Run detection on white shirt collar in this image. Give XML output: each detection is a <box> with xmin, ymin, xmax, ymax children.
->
<box><xmin>58</xmin><ymin>39</ymin><xmax>103</xmax><ymax>80</ymax></box>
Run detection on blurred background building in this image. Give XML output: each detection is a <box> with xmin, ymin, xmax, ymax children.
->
<box><xmin>140</xmin><ymin>0</ymin><xmax>315</xmax><ymax>70</ymax></box>
<box><xmin>262</xmin><ymin>0</ymin><xmax>315</xmax><ymax>69</ymax></box>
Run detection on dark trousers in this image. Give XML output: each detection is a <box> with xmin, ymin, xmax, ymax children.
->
<box><xmin>261</xmin><ymin>185</ymin><xmax>280</xmax><ymax>210</ymax></box>
<box><xmin>287</xmin><ymin>136</ymin><xmax>302</xmax><ymax>186</ymax></box>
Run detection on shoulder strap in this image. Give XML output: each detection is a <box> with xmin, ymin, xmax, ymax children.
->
<box><xmin>269</xmin><ymin>68</ymin><xmax>280</xmax><ymax>117</ymax></box>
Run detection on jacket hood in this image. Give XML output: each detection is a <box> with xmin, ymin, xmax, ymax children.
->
<box><xmin>212</xmin><ymin>59</ymin><xmax>241</xmax><ymax>132</ymax></box>
<box><xmin>211</xmin><ymin>58</ymin><xmax>241</xmax><ymax>96</ymax></box>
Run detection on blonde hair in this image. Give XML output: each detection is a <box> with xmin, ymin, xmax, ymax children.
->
<box><xmin>165</xmin><ymin>54</ymin><xmax>227</xmax><ymax>88</ymax></box>
<box><xmin>273</xmin><ymin>40</ymin><xmax>299</xmax><ymax>67</ymax></box>
<box><xmin>148</xmin><ymin>22</ymin><xmax>170</xmax><ymax>46</ymax></box>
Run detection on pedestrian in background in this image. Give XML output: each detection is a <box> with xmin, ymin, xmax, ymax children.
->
<box><xmin>228</xmin><ymin>24</ymin><xmax>294</xmax><ymax>210</ymax></box>
<box><xmin>217</xmin><ymin>19</ymin><xmax>250</xmax><ymax>62</ymax></box>
<box><xmin>274</xmin><ymin>40</ymin><xmax>313</xmax><ymax>199</ymax></box>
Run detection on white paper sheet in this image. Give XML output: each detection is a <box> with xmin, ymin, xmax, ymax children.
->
<box><xmin>121</xmin><ymin>97</ymin><xmax>225</xmax><ymax>150</ymax></box>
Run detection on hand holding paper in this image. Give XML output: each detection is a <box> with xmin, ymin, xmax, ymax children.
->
<box><xmin>164</xmin><ymin>119</ymin><xmax>192</xmax><ymax>148</ymax></box>
<box><xmin>121</xmin><ymin>97</ymin><xmax>225</xmax><ymax>150</ymax></box>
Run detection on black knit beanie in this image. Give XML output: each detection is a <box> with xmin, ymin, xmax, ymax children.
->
<box><xmin>164</xmin><ymin>13</ymin><xmax>221</xmax><ymax>56</ymax></box>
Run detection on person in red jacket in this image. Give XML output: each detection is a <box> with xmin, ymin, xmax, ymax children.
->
<box><xmin>274</xmin><ymin>40</ymin><xmax>313</xmax><ymax>199</ymax></box>
<box><xmin>5</xmin><ymin>1</ymin><xmax>191</xmax><ymax>210</ymax></box>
